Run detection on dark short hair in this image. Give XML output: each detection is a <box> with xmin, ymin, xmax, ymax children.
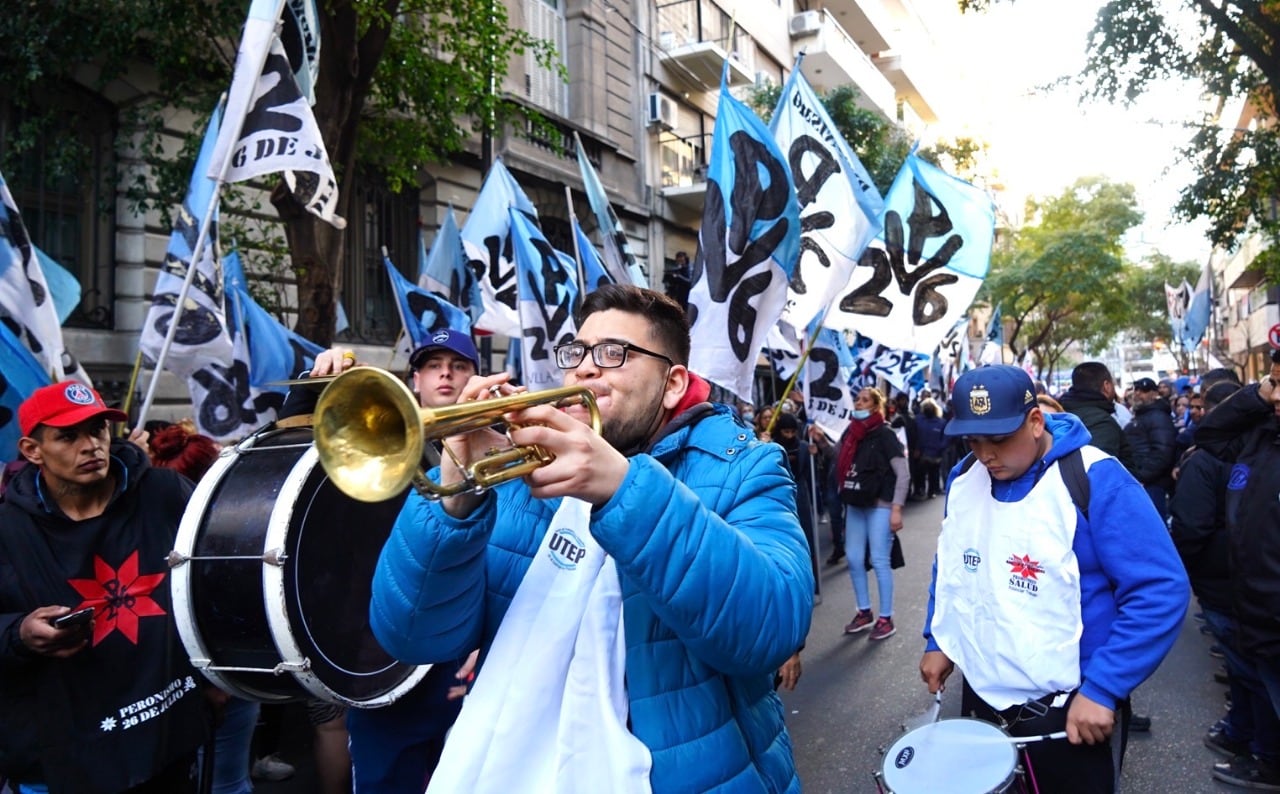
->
<box><xmin>1201</xmin><ymin>367</ymin><xmax>1242</xmax><ymax>393</ymax></box>
<box><xmin>1204</xmin><ymin>381</ymin><xmax>1241</xmax><ymax>411</ymax></box>
<box><xmin>578</xmin><ymin>284</ymin><xmax>691</xmax><ymax>366</ymax></box>
<box><xmin>1071</xmin><ymin>361</ymin><xmax>1113</xmax><ymax>392</ymax></box>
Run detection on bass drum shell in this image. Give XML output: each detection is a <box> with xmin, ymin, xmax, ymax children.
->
<box><xmin>172</xmin><ymin>426</ymin><xmax>427</xmax><ymax>707</ymax></box>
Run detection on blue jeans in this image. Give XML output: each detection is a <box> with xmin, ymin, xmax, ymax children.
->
<box><xmin>198</xmin><ymin>697</ymin><xmax>259</xmax><ymax>794</ymax></box>
<box><xmin>1203</xmin><ymin>608</ymin><xmax>1280</xmax><ymax>762</ymax></box>
<box><xmin>844</xmin><ymin>505</ymin><xmax>893</xmax><ymax>616</ymax></box>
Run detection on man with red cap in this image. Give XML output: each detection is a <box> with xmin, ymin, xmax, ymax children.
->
<box><xmin>0</xmin><ymin>382</ymin><xmax>209</xmax><ymax>793</ymax></box>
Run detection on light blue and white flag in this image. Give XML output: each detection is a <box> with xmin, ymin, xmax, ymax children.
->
<box><xmin>572</xmin><ymin>217</ymin><xmax>613</xmax><ymax>295</ymax></box>
<box><xmin>574</xmin><ymin>132</ymin><xmax>646</xmax><ymax>286</ymax></box>
<box><xmin>804</xmin><ymin>327</ymin><xmax>857</xmax><ymax>440</ymax></box>
<box><xmin>420</xmin><ymin>208</ymin><xmax>482</xmax><ymax>323</ymax></box>
<box><xmin>0</xmin><ymin>171</ymin><xmax>89</xmax><ymax>384</ymax></box>
<box><xmin>385</xmin><ymin>254</ymin><xmax>472</xmax><ymax>352</ymax></box>
<box><xmin>511</xmin><ymin>210</ymin><xmax>578</xmax><ymax>391</ymax></box>
<box><xmin>854</xmin><ymin>337</ymin><xmax>932</xmax><ymax>393</ymax></box>
<box><xmin>282</xmin><ymin>0</ymin><xmax>321</xmax><ymax>105</ymax></box>
<box><xmin>825</xmin><ymin>153</ymin><xmax>994</xmax><ymax>355</ymax></box>
<box><xmin>936</xmin><ymin>316</ymin><xmax>970</xmax><ymax>389</ymax></box>
<box><xmin>209</xmin><ymin>0</ymin><xmax>344</xmax><ymax>228</ymax></box>
<box><xmin>770</xmin><ymin>67</ymin><xmax>882</xmax><ymax>335</ymax></box>
<box><xmin>0</xmin><ymin>319</ymin><xmax>52</xmax><ymax>460</ymax></box>
<box><xmin>986</xmin><ymin>304</ymin><xmax>1003</xmax><ymax>345</ymax></box>
<box><xmin>462</xmin><ymin>159</ymin><xmax>539</xmax><ymax>336</ymax></box>
<box><xmin>687</xmin><ymin>72</ymin><xmax>801</xmax><ymax>401</ymax></box>
<box><xmin>140</xmin><ymin>104</ymin><xmax>232</xmax><ymax>378</ymax></box>
<box><xmin>34</xmin><ymin>247</ymin><xmax>81</xmax><ymax>324</ymax></box>
<box><xmin>186</xmin><ymin>250</ymin><xmax>292</xmax><ymax>442</ymax></box>
<box><xmin>1182</xmin><ymin>265</ymin><xmax>1211</xmax><ymax>349</ymax></box>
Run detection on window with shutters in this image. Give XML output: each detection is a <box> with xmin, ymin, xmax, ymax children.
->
<box><xmin>524</xmin><ymin>0</ymin><xmax>567</xmax><ymax>116</ymax></box>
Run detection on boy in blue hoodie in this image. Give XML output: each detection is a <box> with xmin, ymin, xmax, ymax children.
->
<box><xmin>919</xmin><ymin>365</ymin><xmax>1188</xmax><ymax>794</ymax></box>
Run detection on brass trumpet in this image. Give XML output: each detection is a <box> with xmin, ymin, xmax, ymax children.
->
<box><xmin>313</xmin><ymin>367</ymin><xmax>600</xmax><ymax>503</ymax></box>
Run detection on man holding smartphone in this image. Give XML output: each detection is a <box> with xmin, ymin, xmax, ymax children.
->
<box><xmin>0</xmin><ymin>382</ymin><xmax>208</xmax><ymax>793</ymax></box>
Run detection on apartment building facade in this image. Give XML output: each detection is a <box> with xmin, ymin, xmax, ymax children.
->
<box><xmin>0</xmin><ymin>0</ymin><xmax>951</xmax><ymax>415</ymax></box>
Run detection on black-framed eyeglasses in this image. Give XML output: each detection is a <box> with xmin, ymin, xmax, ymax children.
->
<box><xmin>553</xmin><ymin>341</ymin><xmax>673</xmax><ymax>370</ymax></box>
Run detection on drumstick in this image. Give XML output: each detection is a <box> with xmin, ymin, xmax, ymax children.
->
<box><xmin>951</xmin><ymin>730</ymin><xmax>1069</xmax><ymax>745</ymax></box>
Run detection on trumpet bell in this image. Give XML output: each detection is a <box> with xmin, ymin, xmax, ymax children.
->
<box><xmin>314</xmin><ymin>367</ymin><xmax>424</xmax><ymax>502</ymax></box>
<box><xmin>313</xmin><ymin>366</ymin><xmax>601</xmax><ymax>503</ymax></box>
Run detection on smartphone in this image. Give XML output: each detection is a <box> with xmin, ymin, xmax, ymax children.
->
<box><xmin>52</xmin><ymin>607</ymin><xmax>95</xmax><ymax>630</ymax></box>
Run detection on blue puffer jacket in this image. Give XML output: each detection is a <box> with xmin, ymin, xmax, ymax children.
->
<box><xmin>370</xmin><ymin>402</ymin><xmax>814</xmax><ymax>793</ymax></box>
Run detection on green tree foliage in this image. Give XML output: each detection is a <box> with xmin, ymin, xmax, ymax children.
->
<box><xmin>983</xmin><ymin>177</ymin><xmax>1142</xmax><ymax>376</ymax></box>
<box><xmin>958</xmin><ymin>0</ymin><xmax>1280</xmax><ymax>287</ymax></box>
<box><xmin>0</xmin><ymin>0</ymin><xmax>556</xmax><ymax>344</ymax></box>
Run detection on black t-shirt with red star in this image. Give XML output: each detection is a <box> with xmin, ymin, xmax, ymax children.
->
<box><xmin>0</xmin><ymin>440</ymin><xmax>207</xmax><ymax>792</ymax></box>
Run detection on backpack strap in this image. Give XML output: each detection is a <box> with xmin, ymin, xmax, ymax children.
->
<box><xmin>954</xmin><ymin>448</ymin><xmax>1090</xmax><ymax>519</ymax></box>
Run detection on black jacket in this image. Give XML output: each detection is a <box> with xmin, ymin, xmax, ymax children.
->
<box><xmin>0</xmin><ymin>442</ymin><xmax>207</xmax><ymax>792</ymax></box>
<box><xmin>1196</xmin><ymin>384</ymin><xmax>1280</xmax><ymax>657</ymax></box>
<box><xmin>1123</xmin><ymin>397</ymin><xmax>1177</xmax><ymax>487</ymax></box>
<box><xmin>1059</xmin><ymin>388</ymin><xmax>1133</xmax><ymax>468</ymax></box>
<box><xmin>1167</xmin><ymin>448</ymin><xmax>1231</xmax><ymax>612</ymax></box>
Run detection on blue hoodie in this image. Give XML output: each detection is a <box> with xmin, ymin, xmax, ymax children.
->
<box><xmin>923</xmin><ymin>412</ymin><xmax>1188</xmax><ymax>710</ymax></box>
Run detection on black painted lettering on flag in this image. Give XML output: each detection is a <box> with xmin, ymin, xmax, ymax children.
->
<box><xmin>521</xmin><ymin>235</ymin><xmax>575</xmax><ymax>361</ymax></box>
<box><xmin>692</xmin><ymin>131</ymin><xmax>793</xmax><ymax>362</ymax></box>
<box><xmin>840</xmin><ymin>179</ymin><xmax>964</xmax><ymax>326</ymax></box>
<box><xmin>190</xmin><ymin>360</ymin><xmax>284</xmax><ymax>439</ymax></box>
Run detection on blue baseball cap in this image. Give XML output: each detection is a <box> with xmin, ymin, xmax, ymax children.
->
<box><xmin>408</xmin><ymin>328</ymin><xmax>479</xmax><ymax>372</ymax></box>
<box><xmin>944</xmin><ymin>365</ymin><xmax>1038</xmax><ymax>437</ymax></box>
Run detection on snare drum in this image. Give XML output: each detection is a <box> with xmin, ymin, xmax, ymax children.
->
<box><xmin>171</xmin><ymin>426</ymin><xmax>428</xmax><ymax>707</ymax></box>
<box><xmin>880</xmin><ymin>718</ymin><xmax>1020</xmax><ymax>793</ymax></box>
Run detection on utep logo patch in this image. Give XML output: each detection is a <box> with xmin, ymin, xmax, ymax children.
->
<box><xmin>963</xmin><ymin>548</ymin><xmax>982</xmax><ymax>572</ymax></box>
<box><xmin>969</xmin><ymin>385</ymin><xmax>991</xmax><ymax>416</ymax></box>
<box><xmin>64</xmin><ymin>383</ymin><xmax>97</xmax><ymax>406</ymax></box>
<box><xmin>548</xmin><ymin>528</ymin><xmax>588</xmax><ymax>570</ymax></box>
<box><xmin>1006</xmin><ymin>553</ymin><xmax>1044</xmax><ymax>596</ymax></box>
<box><xmin>1228</xmin><ymin>464</ymin><xmax>1250</xmax><ymax>491</ymax></box>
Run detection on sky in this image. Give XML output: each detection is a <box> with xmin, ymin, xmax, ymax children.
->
<box><xmin>929</xmin><ymin>0</ymin><xmax>1212</xmax><ymax>265</ymax></box>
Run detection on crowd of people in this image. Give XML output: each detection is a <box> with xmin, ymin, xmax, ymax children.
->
<box><xmin>5</xmin><ymin>283</ymin><xmax>1280</xmax><ymax>792</ymax></box>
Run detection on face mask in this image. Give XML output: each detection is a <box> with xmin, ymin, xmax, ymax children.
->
<box><xmin>742</xmin><ymin>412</ymin><xmax>754</xmax><ymax>424</ymax></box>
<box><xmin>852</xmin><ymin>408</ymin><xmax>871</xmax><ymax>420</ymax></box>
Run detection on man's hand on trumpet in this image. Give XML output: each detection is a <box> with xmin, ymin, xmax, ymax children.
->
<box><xmin>439</xmin><ymin>373</ymin><xmax>524</xmax><ymax>518</ymax></box>
<box><xmin>506</xmin><ymin>402</ymin><xmax>629</xmax><ymax>507</ymax></box>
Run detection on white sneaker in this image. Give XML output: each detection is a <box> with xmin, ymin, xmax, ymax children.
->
<box><xmin>251</xmin><ymin>753</ymin><xmax>296</xmax><ymax>781</ymax></box>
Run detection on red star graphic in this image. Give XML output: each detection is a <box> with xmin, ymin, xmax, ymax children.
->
<box><xmin>1006</xmin><ymin>554</ymin><xmax>1044</xmax><ymax>580</ymax></box>
<box><xmin>67</xmin><ymin>551</ymin><xmax>167</xmax><ymax>645</ymax></box>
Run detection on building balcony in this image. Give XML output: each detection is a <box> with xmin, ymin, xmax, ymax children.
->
<box><xmin>814</xmin><ymin>0</ymin><xmax>895</xmax><ymax>53</ymax></box>
<box><xmin>790</xmin><ymin>10</ymin><xmax>896</xmax><ymax>122</ymax></box>
<box><xmin>656</xmin><ymin>0</ymin><xmax>755</xmax><ymax>91</ymax></box>
<box><xmin>658</xmin><ymin>132</ymin><xmax>709</xmax><ymax>217</ymax></box>
<box><xmin>872</xmin><ymin>50</ymin><xmax>940</xmax><ymax>124</ymax></box>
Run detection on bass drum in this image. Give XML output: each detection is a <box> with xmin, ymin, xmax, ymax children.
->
<box><xmin>171</xmin><ymin>426</ymin><xmax>427</xmax><ymax>707</ymax></box>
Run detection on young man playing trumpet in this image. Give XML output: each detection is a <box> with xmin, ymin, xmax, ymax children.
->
<box><xmin>369</xmin><ymin>284</ymin><xmax>813</xmax><ymax>793</ymax></box>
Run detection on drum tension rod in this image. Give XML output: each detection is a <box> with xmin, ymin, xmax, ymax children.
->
<box><xmin>167</xmin><ymin>549</ymin><xmax>290</xmax><ymax>568</ymax></box>
<box><xmin>191</xmin><ymin>659</ymin><xmax>312</xmax><ymax>675</ymax></box>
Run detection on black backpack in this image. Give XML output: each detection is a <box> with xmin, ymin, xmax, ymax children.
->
<box><xmin>956</xmin><ymin>448</ymin><xmax>1091</xmax><ymax>519</ymax></box>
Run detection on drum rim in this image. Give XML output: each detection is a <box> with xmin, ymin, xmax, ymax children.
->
<box><xmin>264</xmin><ymin>444</ymin><xmax>431</xmax><ymax>708</ymax></box>
<box><xmin>880</xmin><ymin>717</ymin><xmax>1018</xmax><ymax>793</ymax></box>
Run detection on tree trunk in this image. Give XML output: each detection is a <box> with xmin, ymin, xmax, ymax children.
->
<box><xmin>273</xmin><ymin>182</ymin><xmax>343</xmax><ymax>347</ymax></box>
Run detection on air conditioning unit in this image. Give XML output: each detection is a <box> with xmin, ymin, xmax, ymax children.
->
<box><xmin>789</xmin><ymin>10</ymin><xmax>822</xmax><ymax>38</ymax></box>
<box><xmin>646</xmin><ymin>92</ymin><xmax>677</xmax><ymax>131</ymax></box>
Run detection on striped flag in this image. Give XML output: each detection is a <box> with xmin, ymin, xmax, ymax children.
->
<box><xmin>139</xmin><ymin>104</ymin><xmax>233</xmax><ymax>378</ymax></box>
<box><xmin>462</xmin><ymin>159</ymin><xmax>539</xmax><ymax>336</ymax></box>
<box><xmin>824</xmin><ymin>153</ymin><xmax>994</xmax><ymax>355</ymax></box>
<box><xmin>511</xmin><ymin>210</ymin><xmax>578</xmax><ymax>390</ymax></box>
<box><xmin>574</xmin><ymin>132</ymin><xmax>646</xmax><ymax>286</ymax></box>
<box><xmin>770</xmin><ymin>68</ymin><xmax>882</xmax><ymax>335</ymax></box>
<box><xmin>687</xmin><ymin>73</ymin><xmax>800</xmax><ymax>401</ymax></box>
<box><xmin>420</xmin><ymin>207</ymin><xmax>482</xmax><ymax>324</ymax></box>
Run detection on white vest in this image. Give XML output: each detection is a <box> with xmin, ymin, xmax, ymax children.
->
<box><xmin>427</xmin><ymin>497</ymin><xmax>653</xmax><ymax>794</ymax></box>
<box><xmin>931</xmin><ymin>448</ymin><xmax>1104</xmax><ymax>710</ymax></box>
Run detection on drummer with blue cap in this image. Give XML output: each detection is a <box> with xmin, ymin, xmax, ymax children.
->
<box><xmin>919</xmin><ymin>365</ymin><xmax>1188</xmax><ymax>794</ymax></box>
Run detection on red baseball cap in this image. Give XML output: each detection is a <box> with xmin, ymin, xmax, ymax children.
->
<box><xmin>19</xmin><ymin>381</ymin><xmax>128</xmax><ymax>437</ymax></box>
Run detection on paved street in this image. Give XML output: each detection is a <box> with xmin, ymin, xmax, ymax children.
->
<box><xmin>258</xmin><ymin>493</ymin><xmax>1238</xmax><ymax>793</ymax></box>
<box><xmin>786</xmin><ymin>494</ymin><xmax>1237</xmax><ymax>793</ymax></box>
